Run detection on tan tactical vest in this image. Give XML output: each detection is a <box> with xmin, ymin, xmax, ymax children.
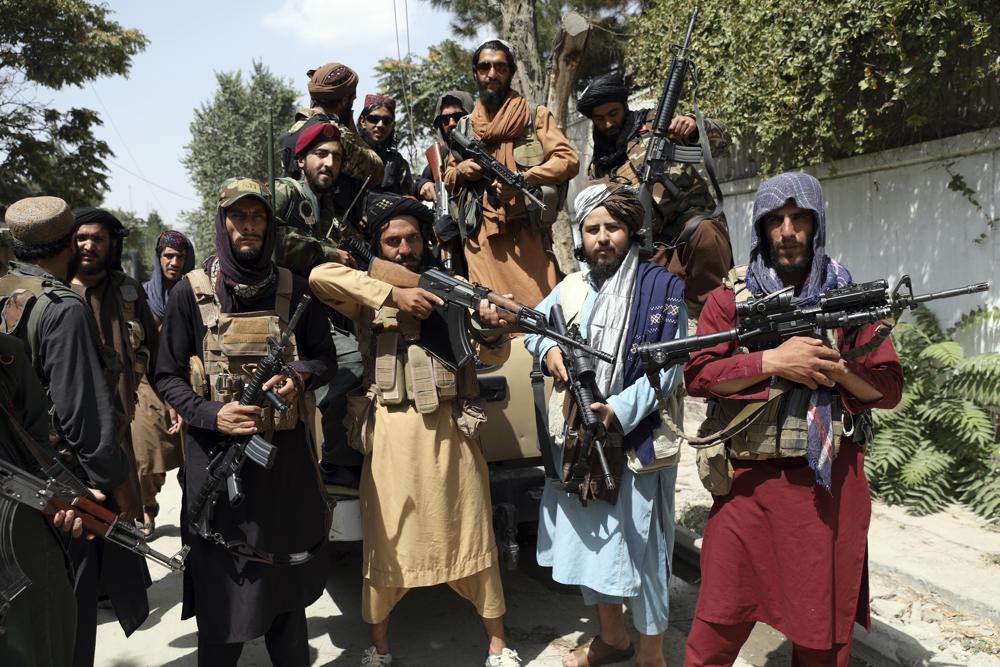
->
<box><xmin>700</xmin><ymin>265</ymin><xmax>844</xmax><ymax>461</ymax></box>
<box><xmin>186</xmin><ymin>268</ymin><xmax>304</xmax><ymax>432</ymax></box>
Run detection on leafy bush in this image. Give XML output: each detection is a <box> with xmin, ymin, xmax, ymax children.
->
<box><xmin>626</xmin><ymin>0</ymin><xmax>1000</xmax><ymax>171</ymax></box>
<box><xmin>867</xmin><ymin>306</ymin><xmax>1000</xmax><ymax>518</ymax></box>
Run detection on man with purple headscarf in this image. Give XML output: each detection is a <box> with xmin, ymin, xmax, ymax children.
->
<box><xmin>155</xmin><ymin>178</ymin><xmax>336</xmax><ymax>665</ymax></box>
<box><xmin>683</xmin><ymin>172</ymin><xmax>904</xmax><ymax>666</ymax></box>
<box><xmin>130</xmin><ymin>229</ymin><xmax>195</xmax><ymax>536</ymax></box>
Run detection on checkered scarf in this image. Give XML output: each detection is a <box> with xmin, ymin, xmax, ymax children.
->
<box><xmin>748</xmin><ymin>172</ymin><xmax>853</xmax><ymax>489</ymax></box>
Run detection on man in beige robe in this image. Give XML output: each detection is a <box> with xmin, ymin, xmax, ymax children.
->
<box><xmin>309</xmin><ymin>193</ymin><xmax>521</xmax><ymax>667</ymax></box>
<box><xmin>445</xmin><ymin>39</ymin><xmax>579</xmax><ymax>307</ymax></box>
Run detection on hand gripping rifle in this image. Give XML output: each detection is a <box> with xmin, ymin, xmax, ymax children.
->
<box><xmin>338</xmin><ymin>238</ymin><xmax>612</xmax><ymax>370</ymax></box>
<box><xmin>1</xmin><ymin>404</ymin><xmax>188</xmax><ymax>630</ymax></box>
<box><xmin>636</xmin><ymin>6</ymin><xmax>724</xmax><ymax>257</ymax></box>
<box><xmin>548</xmin><ymin>305</ymin><xmax>616</xmax><ymax>497</ymax></box>
<box><xmin>449</xmin><ymin>127</ymin><xmax>547</xmax><ymax>212</ymax></box>
<box><xmin>189</xmin><ymin>295</ymin><xmax>312</xmax><ymax>545</ymax></box>
<box><xmin>639</xmin><ymin>275</ymin><xmax>990</xmax><ymax>379</ymax></box>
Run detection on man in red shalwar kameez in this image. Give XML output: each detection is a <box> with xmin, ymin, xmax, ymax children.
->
<box><xmin>682</xmin><ymin>172</ymin><xmax>904</xmax><ymax>667</ymax></box>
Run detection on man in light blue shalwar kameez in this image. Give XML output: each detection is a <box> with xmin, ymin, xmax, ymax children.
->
<box><xmin>525</xmin><ymin>181</ymin><xmax>686</xmax><ymax>667</ymax></box>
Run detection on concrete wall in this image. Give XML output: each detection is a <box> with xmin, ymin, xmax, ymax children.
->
<box><xmin>562</xmin><ymin>113</ymin><xmax>999</xmax><ymax>353</ymax></box>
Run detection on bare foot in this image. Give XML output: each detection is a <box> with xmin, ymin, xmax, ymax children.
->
<box><xmin>562</xmin><ymin>635</ymin><xmax>633</xmax><ymax>667</ymax></box>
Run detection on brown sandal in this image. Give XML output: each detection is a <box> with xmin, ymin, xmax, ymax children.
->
<box><xmin>565</xmin><ymin>635</ymin><xmax>635</xmax><ymax>667</ymax></box>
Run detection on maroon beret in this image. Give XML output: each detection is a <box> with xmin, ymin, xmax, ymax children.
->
<box><xmin>363</xmin><ymin>94</ymin><xmax>396</xmax><ymax>115</ymax></box>
<box><xmin>295</xmin><ymin>122</ymin><xmax>342</xmax><ymax>157</ymax></box>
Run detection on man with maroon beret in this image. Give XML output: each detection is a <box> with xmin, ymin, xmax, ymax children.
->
<box><xmin>358</xmin><ymin>93</ymin><xmax>413</xmax><ymax>196</ymax></box>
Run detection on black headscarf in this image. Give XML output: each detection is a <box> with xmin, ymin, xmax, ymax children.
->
<box><xmin>576</xmin><ymin>72</ymin><xmax>630</xmax><ymax>118</ymax></box>
<box><xmin>364</xmin><ymin>192</ymin><xmax>437</xmax><ymax>266</ymax></box>
<box><xmin>73</xmin><ymin>207</ymin><xmax>129</xmax><ymax>270</ymax></box>
<box><xmin>209</xmin><ymin>198</ymin><xmax>277</xmax><ymax>312</ymax></box>
<box><xmin>591</xmin><ymin>109</ymin><xmax>648</xmax><ymax>177</ymax></box>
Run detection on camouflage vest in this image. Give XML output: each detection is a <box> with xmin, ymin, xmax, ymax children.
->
<box><xmin>185</xmin><ymin>268</ymin><xmax>304</xmax><ymax>432</ymax></box>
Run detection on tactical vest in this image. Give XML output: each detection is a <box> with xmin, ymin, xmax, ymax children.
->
<box><xmin>0</xmin><ymin>270</ymin><xmax>120</xmax><ymax>470</ymax></box>
<box><xmin>185</xmin><ymin>268</ymin><xmax>304</xmax><ymax>432</ymax></box>
<box><xmin>111</xmin><ymin>273</ymin><xmax>150</xmax><ymax>419</ymax></box>
<box><xmin>699</xmin><ymin>265</ymin><xmax>845</xmax><ymax>461</ymax></box>
<box><xmin>455</xmin><ymin>104</ymin><xmax>567</xmax><ymax>233</ymax></box>
<box><xmin>545</xmin><ymin>271</ymin><xmax>684</xmax><ymax>473</ymax></box>
<box><xmin>366</xmin><ymin>305</ymin><xmax>479</xmax><ymax>413</ymax></box>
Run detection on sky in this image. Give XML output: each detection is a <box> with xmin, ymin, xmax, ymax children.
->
<box><xmin>43</xmin><ymin>0</ymin><xmax>468</xmax><ymax>228</ymax></box>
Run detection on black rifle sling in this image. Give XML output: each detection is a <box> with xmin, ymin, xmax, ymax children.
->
<box><xmin>531</xmin><ymin>361</ymin><xmax>559</xmax><ymax>481</ymax></box>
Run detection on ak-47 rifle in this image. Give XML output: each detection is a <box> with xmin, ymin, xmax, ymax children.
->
<box><xmin>338</xmin><ymin>238</ymin><xmax>612</xmax><ymax>370</ymax></box>
<box><xmin>639</xmin><ymin>275</ymin><xmax>990</xmax><ymax>382</ymax></box>
<box><xmin>189</xmin><ymin>295</ymin><xmax>312</xmax><ymax>546</ymax></box>
<box><xmin>425</xmin><ymin>143</ymin><xmax>466</xmax><ymax>275</ymax></box>
<box><xmin>449</xmin><ymin>127</ymin><xmax>547</xmax><ymax>212</ymax></box>
<box><xmin>636</xmin><ymin>6</ymin><xmax>724</xmax><ymax>257</ymax></box>
<box><xmin>0</xmin><ymin>404</ymin><xmax>188</xmax><ymax>630</ymax></box>
<box><xmin>548</xmin><ymin>305</ymin><xmax>617</xmax><ymax>501</ymax></box>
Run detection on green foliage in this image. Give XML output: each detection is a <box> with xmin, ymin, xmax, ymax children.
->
<box><xmin>374</xmin><ymin>40</ymin><xmax>475</xmax><ymax>164</ymax></box>
<box><xmin>111</xmin><ymin>209</ymin><xmax>168</xmax><ymax>283</ymax></box>
<box><xmin>0</xmin><ymin>0</ymin><xmax>147</xmax><ymax>205</ymax></box>
<box><xmin>626</xmin><ymin>0</ymin><xmax>1000</xmax><ymax>171</ymax></box>
<box><xmin>867</xmin><ymin>306</ymin><xmax>1000</xmax><ymax>519</ymax></box>
<box><xmin>181</xmin><ymin>61</ymin><xmax>298</xmax><ymax>259</ymax></box>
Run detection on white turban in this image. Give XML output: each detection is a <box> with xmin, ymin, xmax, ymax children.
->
<box><xmin>573</xmin><ymin>183</ymin><xmax>612</xmax><ymax>227</ymax></box>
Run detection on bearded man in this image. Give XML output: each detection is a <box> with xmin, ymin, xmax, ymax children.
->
<box><xmin>682</xmin><ymin>173</ymin><xmax>904</xmax><ymax>666</ymax></box>
<box><xmin>309</xmin><ymin>193</ymin><xmax>521</xmax><ymax>667</ymax></box>
<box><xmin>525</xmin><ymin>182</ymin><xmax>686</xmax><ymax>667</ymax></box>
<box><xmin>358</xmin><ymin>94</ymin><xmax>414</xmax><ymax>196</ymax></box>
<box><xmin>444</xmin><ymin>39</ymin><xmax>579</xmax><ymax>307</ymax></box>
<box><xmin>576</xmin><ymin>72</ymin><xmax>733</xmax><ymax>318</ymax></box>
<box><xmin>415</xmin><ymin>89</ymin><xmax>474</xmax><ymax>204</ymax></box>
<box><xmin>155</xmin><ymin>178</ymin><xmax>336</xmax><ymax>665</ymax></box>
<box><xmin>131</xmin><ymin>229</ymin><xmax>195</xmax><ymax>536</ymax></box>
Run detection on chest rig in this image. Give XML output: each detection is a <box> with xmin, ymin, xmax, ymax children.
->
<box><xmin>186</xmin><ymin>268</ymin><xmax>302</xmax><ymax>432</ymax></box>
<box><xmin>364</xmin><ymin>304</ymin><xmax>479</xmax><ymax>414</ymax></box>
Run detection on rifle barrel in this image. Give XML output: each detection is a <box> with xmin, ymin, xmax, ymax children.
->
<box><xmin>680</xmin><ymin>6</ymin><xmax>699</xmax><ymax>57</ymax></box>
<box><xmin>910</xmin><ymin>281</ymin><xmax>990</xmax><ymax>305</ymax></box>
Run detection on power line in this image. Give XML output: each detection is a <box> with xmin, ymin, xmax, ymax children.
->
<box><xmin>392</xmin><ymin>0</ymin><xmax>419</xmax><ymax>162</ymax></box>
<box><xmin>104</xmin><ymin>156</ymin><xmax>201</xmax><ymax>204</ymax></box>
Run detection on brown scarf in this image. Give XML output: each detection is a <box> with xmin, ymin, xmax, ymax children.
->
<box><xmin>470</xmin><ymin>92</ymin><xmax>531</xmax><ymax>235</ymax></box>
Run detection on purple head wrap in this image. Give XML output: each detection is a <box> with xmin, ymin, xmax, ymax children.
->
<box><xmin>143</xmin><ymin>230</ymin><xmax>195</xmax><ymax>319</ymax></box>
<box><xmin>207</xmin><ymin>196</ymin><xmax>278</xmax><ymax>312</ymax></box>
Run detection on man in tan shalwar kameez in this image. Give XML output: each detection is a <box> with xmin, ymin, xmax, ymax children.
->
<box><xmin>445</xmin><ymin>39</ymin><xmax>579</xmax><ymax>308</ymax></box>
<box><xmin>309</xmin><ymin>193</ymin><xmax>522</xmax><ymax>667</ymax></box>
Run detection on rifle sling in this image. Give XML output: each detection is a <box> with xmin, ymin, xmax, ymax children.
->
<box><xmin>531</xmin><ymin>364</ymin><xmax>560</xmax><ymax>481</ymax></box>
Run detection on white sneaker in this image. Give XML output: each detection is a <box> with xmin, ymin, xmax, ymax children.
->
<box><xmin>485</xmin><ymin>648</ymin><xmax>521</xmax><ymax>667</ymax></box>
<box><xmin>361</xmin><ymin>645</ymin><xmax>392</xmax><ymax>666</ymax></box>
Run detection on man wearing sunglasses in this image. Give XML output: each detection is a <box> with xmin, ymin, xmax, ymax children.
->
<box><xmin>415</xmin><ymin>90</ymin><xmax>474</xmax><ymax>205</ymax></box>
<box><xmin>444</xmin><ymin>39</ymin><xmax>579</xmax><ymax>307</ymax></box>
<box><xmin>358</xmin><ymin>94</ymin><xmax>414</xmax><ymax>196</ymax></box>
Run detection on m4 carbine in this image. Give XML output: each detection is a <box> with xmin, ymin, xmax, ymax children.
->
<box><xmin>338</xmin><ymin>238</ymin><xmax>612</xmax><ymax>370</ymax></box>
<box><xmin>449</xmin><ymin>127</ymin><xmax>547</xmax><ymax>212</ymax></box>
<box><xmin>548</xmin><ymin>304</ymin><xmax>616</xmax><ymax>498</ymax></box>
<box><xmin>189</xmin><ymin>295</ymin><xmax>312</xmax><ymax>546</ymax></box>
<box><xmin>638</xmin><ymin>275</ymin><xmax>990</xmax><ymax>382</ymax></box>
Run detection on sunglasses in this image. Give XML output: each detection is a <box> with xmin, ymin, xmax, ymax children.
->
<box><xmin>435</xmin><ymin>111</ymin><xmax>466</xmax><ymax>126</ymax></box>
<box><xmin>475</xmin><ymin>60</ymin><xmax>510</xmax><ymax>75</ymax></box>
<box><xmin>365</xmin><ymin>114</ymin><xmax>394</xmax><ymax>126</ymax></box>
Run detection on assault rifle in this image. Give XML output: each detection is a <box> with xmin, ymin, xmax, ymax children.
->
<box><xmin>1</xmin><ymin>404</ymin><xmax>188</xmax><ymax>629</ymax></box>
<box><xmin>636</xmin><ymin>6</ymin><xmax>724</xmax><ymax>256</ymax></box>
<box><xmin>339</xmin><ymin>238</ymin><xmax>613</xmax><ymax>370</ymax></box>
<box><xmin>638</xmin><ymin>275</ymin><xmax>990</xmax><ymax>383</ymax></box>
<box><xmin>189</xmin><ymin>295</ymin><xmax>312</xmax><ymax>545</ymax></box>
<box><xmin>426</xmin><ymin>143</ymin><xmax>459</xmax><ymax>242</ymax></box>
<box><xmin>449</xmin><ymin>127</ymin><xmax>547</xmax><ymax>212</ymax></box>
<box><xmin>549</xmin><ymin>305</ymin><xmax>616</xmax><ymax>496</ymax></box>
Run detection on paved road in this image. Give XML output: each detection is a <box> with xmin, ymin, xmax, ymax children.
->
<box><xmin>94</xmin><ymin>477</ymin><xmax>870</xmax><ymax>666</ymax></box>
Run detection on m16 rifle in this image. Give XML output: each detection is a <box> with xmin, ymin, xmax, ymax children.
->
<box><xmin>636</xmin><ymin>6</ymin><xmax>724</xmax><ymax>257</ymax></box>
<box><xmin>1</xmin><ymin>403</ymin><xmax>188</xmax><ymax>630</ymax></box>
<box><xmin>638</xmin><ymin>275</ymin><xmax>990</xmax><ymax>381</ymax></box>
<box><xmin>189</xmin><ymin>295</ymin><xmax>312</xmax><ymax>545</ymax></box>
<box><xmin>338</xmin><ymin>238</ymin><xmax>612</xmax><ymax>370</ymax></box>
<box><xmin>548</xmin><ymin>305</ymin><xmax>617</xmax><ymax>502</ymax></box>
<box><xmin>449</xmin><ymin>127</ymin><xmax>547</xmax><ymax>212</ymax></box>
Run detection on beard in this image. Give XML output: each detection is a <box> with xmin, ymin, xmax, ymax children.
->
<box><xmin>231</xmin><ymin>243</ymin><xmax>263</xmax><ymax>264</ymax></box>
<box><xmin>359</xmin><ymin>126</ymin><xmax>393</xmax><ymax>153</ymax></box>
<box><xmin>76</xmin><ymin>254</ymin><xmax>108</xmax><ymax>276</ymax></box>
<box><xmin>584</xmin><ymin>247</ymin><xmax>627</xmax><ymax>286</ymax></box>
<box><xmin>767</xmin><ymin>243</ymin><xmax>812</xmax><ymax>275</ymax></box>
<box><xmin>304</xmin><ymin>167</ymin><xmax>337</xmax><ymax>194</ymax></box>
<box><xmin>478</xmin><ymin>80</ymin><xmax>512</xmax><ymax>111</ymax></box>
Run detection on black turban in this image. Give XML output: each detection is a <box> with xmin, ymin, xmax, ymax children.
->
<box><xmin>365</xmin><ymin>193</ymin><xmax>434</xmax><ymax>240</ymax></box>
<box><xmin>576</xmin><ymin>72</ymin><xmax>630</xmax><ymax>118</ymax></box>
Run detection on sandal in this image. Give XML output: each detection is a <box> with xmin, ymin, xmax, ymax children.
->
<box><xmin>138</xmin><ymin>504</ymin><xmax>158</xmax><ymax>539</ymax></box>
<box><xmin>564</xmin><ymin>635</ymin><xmax>635</xmax><ymax>667</ymax></box>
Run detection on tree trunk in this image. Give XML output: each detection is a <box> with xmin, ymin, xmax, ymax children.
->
<box><xmin>546</xmin><ymin>11</ymin><xmax>591</xmax><ymax>128</ymax></box>
<box><xmin>500</xmin><ymin>0</ymin><xmax>544</xmax><ymax>102</ymax></box>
